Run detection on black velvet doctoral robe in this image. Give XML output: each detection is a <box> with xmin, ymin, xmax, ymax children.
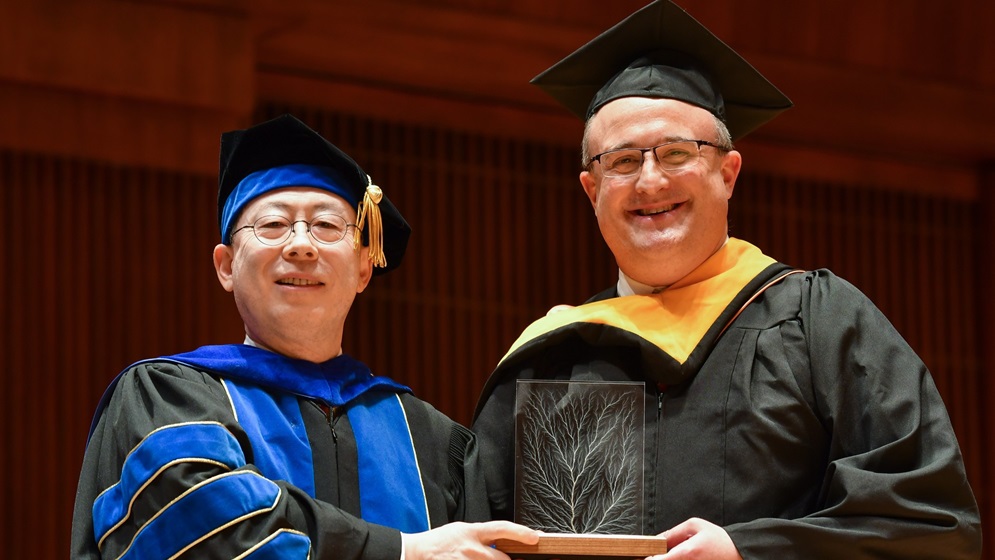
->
<box><xmin>472</xmin><ymin>238</ymin><xmax>981</xmax><ymax>559</ymax></box>
<box><xmin>72</xmin><ymin>358</ymin><xmax>488</xmax><ymax>560</ymax></box>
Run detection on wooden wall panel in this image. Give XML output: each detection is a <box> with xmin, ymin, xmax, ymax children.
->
<box><xmin>0</xmin><ymin>149</ymin><xmax>242</xmax><ymax>558</ymax></box>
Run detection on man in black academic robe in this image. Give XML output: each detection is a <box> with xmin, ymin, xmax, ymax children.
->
<box><xmin>472</xmin><ymin>2</ymin><xmax>982</xmax><ymax>559</ymax></box>
<box><xmin>474</xmin><ymin>240</ymin><xmax>982</xmax><ymax>559</ymax></box>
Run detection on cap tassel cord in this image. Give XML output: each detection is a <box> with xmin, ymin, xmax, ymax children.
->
<box><xmin>354</xmin><ymin>176</ymin><xmax>386</xmax><ymax>268</ymax></box>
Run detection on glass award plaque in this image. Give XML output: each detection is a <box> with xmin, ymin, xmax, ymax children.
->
<box><xmin>495</xmin><ymin>380</ymin><xmax>664</xmax><ymax>559</ymax></box>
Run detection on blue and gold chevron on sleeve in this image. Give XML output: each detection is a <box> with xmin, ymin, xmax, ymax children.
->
<box><xmin>119</xmin><ymin>471</ymin><xmax>282</xmax><ymax>559</ymax></box>
<box><xmin>93</xmin><ymin>421</ymin><xmax>246</xmax><ymax>544</ymax></box>
<box><xmin>91</xmin><ymin>418</ymin><xmax>314</xmax><ymax>559</ymax></box>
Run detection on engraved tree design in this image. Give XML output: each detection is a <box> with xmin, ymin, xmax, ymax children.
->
<box><xmin>516</xmin><ymin>382</ymin><xmax>643</xmax><ymax>534</ymax></box>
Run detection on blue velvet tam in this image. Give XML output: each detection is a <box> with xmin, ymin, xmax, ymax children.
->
<box><xmin>217</xmin><ymin>114</ymin><xmax>410</xmax><ymax>274</ymax></box>
<box><xmin>220</xmin><ymin>164</ymin><xmax>356</xmax><ymax>245</ymax></box>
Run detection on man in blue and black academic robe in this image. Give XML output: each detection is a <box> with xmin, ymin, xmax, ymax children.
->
<box><xmin>71</xmin><ymin>114</ymin><xmax>537</xmax><ymax>560</ymax></box>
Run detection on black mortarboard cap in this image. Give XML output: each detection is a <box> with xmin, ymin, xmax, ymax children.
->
<box><xmin>218</xmin><ymin>114</ymin><xmax>411</xmax><ymax>275</ymax></box>
<box><xmin>531</xmin><ymin>0</ymin><xmax>792</xmax><ymax>140</ymax></box>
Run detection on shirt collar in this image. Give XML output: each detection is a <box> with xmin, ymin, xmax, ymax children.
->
<box><xmin>617</xmin><ymin>269</ymin><xmax>665</xmax><ymax>296</ymax></box>
<box><xmin>615</xmin><ymin>237</ymin><xmax>731</xmax><ymax>296</ymax></box>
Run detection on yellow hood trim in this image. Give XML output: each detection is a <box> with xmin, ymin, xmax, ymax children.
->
<box><xmin>502</xmin><ymin>238</ymin><xmax>776</xmax><ymax>365</ymax></box>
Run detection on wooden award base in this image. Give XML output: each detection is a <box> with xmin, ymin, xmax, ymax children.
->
<box><xmin>494</xmin><ymin>533</ymin><xmax>667</xmax><ymax>560</ymax></box>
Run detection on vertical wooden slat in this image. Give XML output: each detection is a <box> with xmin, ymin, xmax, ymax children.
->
<box><xmin>31</xmin><ymin>153</ymin><xmax>52</xmax><ymax>554</ymax></box>
<box><xmin>977</xmin><ymin>166</ymin><xmax>995</xmax><ymax>545</ymax></box>
<box><xmin>2</xmin><ymin>153</ymin><xmax>15</xmax><ymax>551</ymax></box>
<box><xmin>50</xmin><ymin>156</ymin><xmax>74</xmax><ymax>553</ymax></box>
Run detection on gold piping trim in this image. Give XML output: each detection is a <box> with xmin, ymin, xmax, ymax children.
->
<box><xmin>111</xmin><ymin>471</ymin><xmax>279</xmax><ymax>560</ymax></box>
<box><xmin>232</xmin><ymin>528</ymin><xmax>311</xmax><ymax>560</ymax></box>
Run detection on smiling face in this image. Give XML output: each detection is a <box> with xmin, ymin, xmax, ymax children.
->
<box><xmin>580</xmin><ymin>96</ymin><xmax>742</xmax><ymax>287</ymax></box>
<box><xmin>213</xmin><ymin>187</ymin><xmax>373</xmax><ymax>362</ymax></box>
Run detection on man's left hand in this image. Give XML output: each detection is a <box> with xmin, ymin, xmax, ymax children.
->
<box><xmin>646</xmin><ymin>517</ymin><xmax>743</xmax><ymax>560</ymax></box>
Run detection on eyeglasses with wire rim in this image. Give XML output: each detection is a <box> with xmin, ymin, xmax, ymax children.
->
<box><xmin>230</xmin><ymin>214</ymin><xmax>359</xmax><ymax>246</ymax></box>
<box><xmin>587</xmin><ymin>139</ymin><xmax>732</xmax><ymax>178</ymax></box>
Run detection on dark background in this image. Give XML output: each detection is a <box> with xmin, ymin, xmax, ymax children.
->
<box><xmin>2</xmin><ymin>0</ymin><xmax>992</xmax><ymax>556</ymax></box>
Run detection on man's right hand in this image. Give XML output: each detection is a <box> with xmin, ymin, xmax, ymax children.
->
<box><xmin>402</xmin><ymin>520</ymin><xmax>539</xmax><ymax>560</ymax></box>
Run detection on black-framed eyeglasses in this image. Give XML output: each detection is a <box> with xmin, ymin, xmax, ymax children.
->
<box><xmin>588</xmin><ymin>140</ymin><xmax>731</xmax><ymax>178</ymax></box>
<box><xmin>231</xmin><ymin>214</ymin><xmax>358</xmax><ymax>246</ymax></box>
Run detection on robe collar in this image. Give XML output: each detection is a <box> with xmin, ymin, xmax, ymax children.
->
<box><xmin>165</xmin><ymin>344</ymin><xmax>410</xmax><ymax>407</ymax></box>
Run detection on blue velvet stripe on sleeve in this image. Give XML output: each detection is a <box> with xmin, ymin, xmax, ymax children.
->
<box><xmin>238</xmin><ymin>529</ymin><xmax>312</xmax><ymax>560</ymax></box>
<box><xmin>93</xmin><ymin>422</ymin><xmax>246</xmax><ymax>543</ymax></box>
<box><xmin>121</xmin><ymin>471</ymin><xmax>281</xmax><ymax>560</ymax></box>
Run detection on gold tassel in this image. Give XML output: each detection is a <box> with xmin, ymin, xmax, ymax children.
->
<box><xmin>354</xmin><ymin>176</ymin><xmax>386</xmax><ymax>269</ymax></box>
